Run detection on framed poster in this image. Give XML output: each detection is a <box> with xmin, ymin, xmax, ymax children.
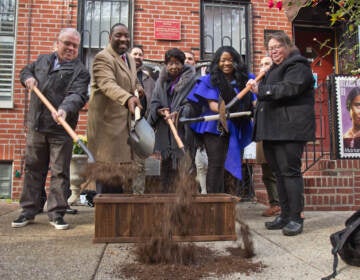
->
<box><xmin>333</xmin><ymin>75</ymin><xmax>360</xmax><ymax>158</ymax></box>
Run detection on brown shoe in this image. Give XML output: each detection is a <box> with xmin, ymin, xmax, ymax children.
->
<box><xmin>262</xmin><ymin>205</ymin><xmax>281</xmax><ymax>217</ymax></box>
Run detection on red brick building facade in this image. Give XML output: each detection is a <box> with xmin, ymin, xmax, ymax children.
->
<box><xmin>1</xmin><ymin>0</ymin><xmax>359</xmax><ymax>210</ymax></box>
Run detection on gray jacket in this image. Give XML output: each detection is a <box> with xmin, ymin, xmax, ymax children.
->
<box><xmin>147</xmin><ymin>64</ymin><xmax>197</xmax><ymax>161</ymax></box>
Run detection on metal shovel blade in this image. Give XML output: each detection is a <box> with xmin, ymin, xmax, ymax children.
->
<box><xmin>127</xmin><ymin>118</ymin><xmax>155</xmax><ymax>159</ymax></box>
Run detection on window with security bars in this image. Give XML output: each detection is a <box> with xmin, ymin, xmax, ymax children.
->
<box><xmin>202</xmin><ymin>0</ymin><xmax>251</xmax><ymax>65</ymax></box>
<box><xmin>78</xmin><ymin>0</ymin><xmax>132</xmax><ymax>69</ymax></box>
<box><xmin>0</xmin><ymin>162</ymin><xmax>12</xmax><ymax>198</ymax></box>
<box><xmin>0</xmin><ymin>0</ymin><xmax>16</xmax><ymax>108</ymax></box>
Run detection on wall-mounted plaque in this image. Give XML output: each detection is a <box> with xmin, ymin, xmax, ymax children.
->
<box><xmin>154</xmin><ymin>20</ymin><xmax>181</xmax><ymax>41</ymax></box>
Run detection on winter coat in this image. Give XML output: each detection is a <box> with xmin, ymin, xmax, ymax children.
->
<box><xmin>87</xmin><ymin>44</ymin><xmax>143</xmax><ymax>163</ymax></box>
<box><xmin>137</xmin><ymin>68</ymin><xmax>155</xmax><ymax>118</ymax></box>
<box><xmin>20</xmin><ymin>53</ymin><xmax>90</xmax><ymax>134</ymax></box>
<box><xmin>147</xmin><ymin>64</ymin><xmax>197</xmax><ymax>161</ymax></box>
<box><xmin>253</xmin><ymin>51</ymin><xmax>316</xmax><ymax>142</ymax></box>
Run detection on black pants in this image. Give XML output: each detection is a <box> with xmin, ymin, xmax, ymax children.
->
<box><xmin>160</xmin><ymin>157</ymin><xmax>178</xmax><ymax>193</ymax></box>
<box><xmin>96</xmin><ymin>182</ymin><xmax>123</xmax><ymax>194</ymax></box>
<box><xmin>263</xmin><ymin>140</ymin><xmax>306</xmax><ymax>223</ymax></box>
<box><xmin>203</xmin><ymin>133</ymin><xmax>229</xmax><ymax>193</ymax></box>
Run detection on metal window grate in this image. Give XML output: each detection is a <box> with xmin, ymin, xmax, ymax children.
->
<box><xmin>79</xmin><ymin>0</ymin><xmax>130</xmax><ymax>69</ymax></box>
<box><xmin>202</xmin><ymin>0</ymin><xmax>250</xmax><ymax>64</ymax></box>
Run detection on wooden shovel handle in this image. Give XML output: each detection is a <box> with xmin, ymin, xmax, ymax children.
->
<box><xmin>162</xmin><ymin>109</ymin><xmax>184</xmax><ymax>150</ymax></box>
<box><xmin>32</xmin><ymin>86</ymin><xmax>78</xmax><ymax>141</ymax></box>
<box><xmin>235</xmin><ymin>71</ymin><xmax>266</xmax><ymax>100</ymax></box>
<box><xmin>134</xmin><ymin>90</ymin><xmax>141</xmax><ymax>121</ymax></box>
<box><xmin>32</xmin><ymin>86</ymin><xmax>96</xmax><ymax>163</ymax></box>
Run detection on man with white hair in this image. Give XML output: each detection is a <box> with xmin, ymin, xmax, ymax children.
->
<box><xmin>12</xmin><ymin>28</ymin><xmax>90</xmax><ymax>230</ymax></box>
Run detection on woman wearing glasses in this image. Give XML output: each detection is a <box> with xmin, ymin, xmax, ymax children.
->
<box><xmin>247</xmin><ymin>31</ymin><xmax>315</xmax><ymax>236</ymax></box>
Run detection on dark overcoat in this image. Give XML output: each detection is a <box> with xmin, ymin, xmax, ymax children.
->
<box><xmin>147</xmin><ymin>64</ymin><xmax>197</xmax><ymax>161</ymax></box>
<box><xmin>253</xmin><ymin>51</ymin><xmax>316</xmax><ymax>142</ymax></box>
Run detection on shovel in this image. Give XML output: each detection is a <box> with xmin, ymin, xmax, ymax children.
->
<box><xmin>179</xmin><ymin>111</ymin><xmax>252</xmax><ymax>124</ymax></box>
<box><xmin>32</xmin><ymin>86</ymin><xmax>95</xmax><ymax>163</ymax></box>
<box><xmin>127</xmin><ymin>90</ymin><xmax>155</xmax><ymax>159</ymax></box>
<box><xmin>203</xmin><ymin>71</ymin><xmax>265</xmax><ymax>131</ymax></box>
<box><xmin>224</xmin><ymin>71</ymin><xmax>266</xmax><ymax>111</ymax></box>
<box><xmin>218</xmin><ymin>95</ymin><xmax>228</xmax><ymax>133</ymax></box>
<box><xmin>159</xmin><ymin>108</ymin><xmax>185</xmax><ymax>153</ymax></box>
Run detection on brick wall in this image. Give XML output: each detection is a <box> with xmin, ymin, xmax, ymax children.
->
<box><xmin>5</xmin><ymin>0</ymin><xmax>292</xmax><ymax>200</ymax></box>
<box><xmin>6</xmin><ymin>0</ymin><xmax>79</xmax><ymax>198</ymax></box>
<box><xmin>8</xmin><ymin>0</ymin><xmax>354</xmax><ymax>211</ymax></box>
<box><xmin>133</xmin><ymin>0</ymin><xmax>201</xmax><ymax>60</ymax></box>
<box><xmin>132</xmin><ymin>0</ymin><xmax>292</xmax><ymax>70</ymax></box>
<box><xmin>251</xmin><ymin>0</ymin><xmax>292</xmax><ymax>73</ymax></box>
<box><xmin>254</xmin><ymin>155</ymin><xmax>360</xmax><ymax>211</ymax></box>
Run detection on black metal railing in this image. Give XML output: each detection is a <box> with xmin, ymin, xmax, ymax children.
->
<box><xmin>302</xmin><ymin>80</ymin><xmax>327</xmax><ymax>173</ymax></box>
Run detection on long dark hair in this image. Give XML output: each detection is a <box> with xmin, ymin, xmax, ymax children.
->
<box><xmin>209</xmin><ymin>46</ymin><xmax>251</xmax><ymax>111</ymax></box>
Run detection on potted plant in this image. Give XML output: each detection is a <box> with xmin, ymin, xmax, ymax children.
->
<box><xmin>72</xmin><ymin>135</ymin><xmax>88</xmax><ymax>155</ymax></box>
<box><xmin>69</xmin><ymin>135</ymin><xmax>88</xmax><ymax>205</ymax></box>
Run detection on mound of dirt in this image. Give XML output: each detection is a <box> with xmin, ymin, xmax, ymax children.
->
<box><xmin>114</xmin><ymin>153</ymin><xmax>264</xmax><ymax>279</ymax></box>
<box><xmin>118</xmin><ymin>245</ymin><xmax>264</xmax><ymax>280</ymax></box>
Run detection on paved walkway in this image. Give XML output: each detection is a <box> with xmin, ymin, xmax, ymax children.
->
<box><xmin>0</xmin><ymin>199</ymin><xmax>358</xmax><ymax>279</ymax></box>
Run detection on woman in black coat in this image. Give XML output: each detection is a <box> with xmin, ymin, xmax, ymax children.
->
<box><xmin>147</xmin><ymin>48</ymin><xmax>197</xmax><ymax>192</ymax></box>
<box><xmin>248</xmin><ymin>31</ymin><xmax>315</xmax><ymax>236</ymax></box>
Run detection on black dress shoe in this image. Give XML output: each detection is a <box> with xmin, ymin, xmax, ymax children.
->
<box><xmin>66</xmin><ymin>208</ymin><xmax>78</xmax><ymax>215</ymax></box>
<box><xmin>282</xmin><ymin>221</ymin><xmax>303</xmax><ymax>236</ymax></box>
<box><xmin>265</xmin><ymin>216</ymin><xmax>289</xmax><ymax>230</ymax></box>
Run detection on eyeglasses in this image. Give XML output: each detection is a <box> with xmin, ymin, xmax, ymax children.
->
<box><xmin>59</xmin><ymin>40</ymin><xmax>79</xmax><ymax>49</ymax></box>
<box><xmin>268</xmin><ymin>44</ymin><xmax>284</xmax><ymax>53</ymax></box>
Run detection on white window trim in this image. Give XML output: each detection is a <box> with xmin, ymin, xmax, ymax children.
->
<box><xmin>0</xmin><ymin>0</ymin><xmax>18</xmax><ymax>109</ymax></box>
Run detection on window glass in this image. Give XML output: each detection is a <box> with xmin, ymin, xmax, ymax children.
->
<box><xmin>0</xmin><ymin>163</ymin><xmax>12</xmax><ymax>198</ymax></box>
<box><xmin>0</xmin><ymin>0</ymin><xmax>16</xmax><ymax>108</ymax></box>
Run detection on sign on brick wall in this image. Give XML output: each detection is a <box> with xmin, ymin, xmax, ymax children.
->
<box><xmin>154</xmin><ymin>20</ymin><xmax>181</xmax><ymax>41</ymax></box>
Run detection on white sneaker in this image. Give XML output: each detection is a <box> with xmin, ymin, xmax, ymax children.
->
<box><xmin>12</xmin><ymin>215</ymin><xmax>34</xmax><ymax>228</ymax></box>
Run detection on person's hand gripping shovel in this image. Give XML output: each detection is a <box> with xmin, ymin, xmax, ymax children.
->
<box><xmin>158</xmin><ymin>108</ymin><xmax>185</xmax><ymax>154</ymax></box>
<box><xmin>31</xmin><ymin>86</ymin><xmax>95</xmax><ymax>163</ymax></box>
<box><xmin>179</xmin><ymin>70</ymin><xmax>267</xmax><ymax>126</ymax></box>
<box><xmin>225</xmin><ymin>71</ymin><xmax>267</xmax><ymax>111</ymax></box>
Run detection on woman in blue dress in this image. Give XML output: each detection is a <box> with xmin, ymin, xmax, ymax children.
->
<box><xmin>187</xmin><ymin>46</ymin><xmax>254</xmax><ymax>193</ymax></box>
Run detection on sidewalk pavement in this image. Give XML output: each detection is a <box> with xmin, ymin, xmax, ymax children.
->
<box><xmin>0</xmin><ymin>199</ymin><xmax>359</xmax><ymax>280</ymax></box>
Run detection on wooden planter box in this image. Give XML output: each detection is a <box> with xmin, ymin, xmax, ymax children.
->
<box><xmin>93</xmin><ymin>193</ymin><xmax>240</xmax><ymax>243</ymax></box>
